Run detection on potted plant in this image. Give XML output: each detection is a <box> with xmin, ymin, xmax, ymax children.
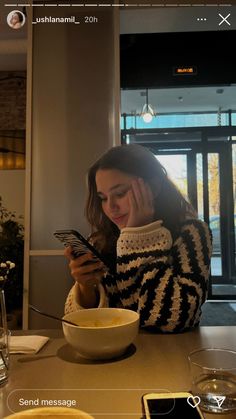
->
<box><xmin>0</xmin><ymin>260</ymin><xmax>16</xmax><ymax>328</ymax></box>
<box><xmin>0</xmin><ymin>196</ymin><xmax>24</xmax><ymax>328</ymax></box>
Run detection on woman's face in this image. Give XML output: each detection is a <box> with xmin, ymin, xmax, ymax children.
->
<box><xmin>11</xmin><ymin>13</ymin><xmax>20</xmax><ymax>25</ymax></box>
<box><xmin>95</xmin><ymin>169</ymin><xmax>136</xmax><ymax>229</ymax></box>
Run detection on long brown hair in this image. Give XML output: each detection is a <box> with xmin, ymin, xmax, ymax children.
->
<box><xmin>86</xmin><ymin>144</ymin><xmax>196</xmax><ymax>254</ymax></box>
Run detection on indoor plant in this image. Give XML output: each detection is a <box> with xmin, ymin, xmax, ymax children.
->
<box><xmin>0</xmin><ymin>196</ymin><xmax>24</xmax><ymax>326</ymax></box>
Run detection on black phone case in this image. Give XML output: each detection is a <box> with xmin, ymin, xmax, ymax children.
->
<box><xmin>53</xmin><ymin>229</ymin><xmax>113</xmax><ymax>273</ymax></box>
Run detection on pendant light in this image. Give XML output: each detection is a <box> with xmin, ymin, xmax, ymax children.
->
<box><xmin>141</xmin><ymin>89</ymin><xmax>155</xmax><ymax>123</ymax></box>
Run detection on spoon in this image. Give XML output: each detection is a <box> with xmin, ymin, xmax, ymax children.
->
<box><xmin>29</xmin><ymin>305</ymin><xmax>78</xmax><ymax>326</ymax></box>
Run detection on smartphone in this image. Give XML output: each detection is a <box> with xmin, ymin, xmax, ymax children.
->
<box><xmin>53</xmin><ymin>229</ymin><xmax>114</xmax><ymax>273</ymax></box>
<box><xmin>142</xmin><ymin>392</ymin><xmax>205</xmax><ymax>419</ymax></box>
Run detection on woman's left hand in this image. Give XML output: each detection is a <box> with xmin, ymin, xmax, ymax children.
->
<box><xmin>126</xmin><ymin>178</ymin><xmax>155</xmax><ymax>228</ymax></box>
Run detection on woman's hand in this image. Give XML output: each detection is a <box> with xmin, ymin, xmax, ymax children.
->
<box><xmin>126</xmin><ymin>178</ymin><xmax>154</xmax><ymax>228</ymax></box>
<box><xmin>65</xmin><ymin>247</ymin><xmax>105</xmax><ymax>308</ymax></box>
<box><xmin>65</xmin><ymin>247</ymin><xmax>105</xmax><ymax>286</ymax></box>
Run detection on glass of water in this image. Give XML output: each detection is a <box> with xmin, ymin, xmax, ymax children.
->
<box><xmin>188</xmin><ymin>348</ymin><xmax>236</xmax><ymax>413</ymax></box>
<box><xmin>0</xmin><ymin>289</ymin><xmax>10</xmax><ymax>385</ymax></box>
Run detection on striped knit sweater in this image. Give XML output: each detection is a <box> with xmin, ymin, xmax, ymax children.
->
<box><xmin>65</xmin><ymin>218</ymin><xmax>212</xmax><ymax>333</ymax></box>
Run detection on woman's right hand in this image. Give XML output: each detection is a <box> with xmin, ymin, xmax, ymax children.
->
<box><xmin>64</xmin><ymin>247</ymin><xmax>105</xmax><ymax>308</ymax></box>
<box><xmin>64</xmin><ymin>246</ymin><xmax>105</xmax><ymax>287</ymax></box>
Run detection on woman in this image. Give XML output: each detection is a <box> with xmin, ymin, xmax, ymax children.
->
<box><xmin>65</xmin><ymin>144</ymin><xmax>212</xmax><ymax>332</ymax></box>
<box><xmin>9</xmin><ymin>12</ymin><xmax>23</xmax><ymax>29</ymax></box>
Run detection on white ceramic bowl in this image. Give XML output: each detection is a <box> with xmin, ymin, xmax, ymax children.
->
<box><xmin>4</xmin><ymin>407</ymin><xmax>94</xmax><ymax>418</ymax></box>
<box><xmin>62</xmin><ymin>308</ymin><xmax>140</xmax><ymax>360</ymax></box>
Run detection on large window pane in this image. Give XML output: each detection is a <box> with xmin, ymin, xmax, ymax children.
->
<box><xmin>197</xmin><ymin>153</ymin><xmax>203</xmax><ymax>218</ymax></box>
<box><xmin>121</xmin><ymin>113</ymin><xmax>229</xmax><ymax>130</ymax></box>
<box><xmin>208</xmin><ymin>153</ymin><xmax>222</xmax><ymax>276</ymax></box>
<box><xmin>233</xmin><ymin>143</ymin><xmax>236</xmax><ymax>267</ymax></box>
<box><xmin>156</xmin><ymin>154</ymin><xmax>187</xmax><ymax>198</ymax></box>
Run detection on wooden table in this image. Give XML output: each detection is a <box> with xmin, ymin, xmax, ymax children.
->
<box><xmin>1</xmin><ymin>327</ymin><xmax>236</xmax><ymax>418</ymax></box>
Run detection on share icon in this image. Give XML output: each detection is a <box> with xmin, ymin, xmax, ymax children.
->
<box><xmin>213</xmin><ymin>396</ymin><xmax>226</xmax><ymax>408</ymax></box>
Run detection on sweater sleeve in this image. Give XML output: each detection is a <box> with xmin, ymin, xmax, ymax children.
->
<box><xmin>105</xmin><ymin>219</ymin><xmax>212</xmax><ymax>332</ymax></box>
<box><xmin>64</xmin><ymin>282</ymin><xmax>108</xmax><ymax>314</ymax></box>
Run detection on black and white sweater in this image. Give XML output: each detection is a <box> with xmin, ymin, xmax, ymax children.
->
<box><xmin>65</xmin><ymin>218</ymin><xmax>212</xmax><ymax>333</ymax></box>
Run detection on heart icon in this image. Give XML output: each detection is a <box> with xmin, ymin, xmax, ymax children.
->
<box><xmin>187</xmin><ymin>396</ymin><xmax>201</xmax><ymax>408</ymax></box>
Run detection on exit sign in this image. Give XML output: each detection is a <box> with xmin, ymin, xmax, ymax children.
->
<box><xmin>173</xmin><ymin>66</ymin><xmax>197</xmax><ymax>76</ymax></box>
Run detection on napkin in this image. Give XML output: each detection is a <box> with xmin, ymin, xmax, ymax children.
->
<box><xmin>9</xmin><ymin>335</ymin><xmax>50</xmax><ymax>354</ymax></box>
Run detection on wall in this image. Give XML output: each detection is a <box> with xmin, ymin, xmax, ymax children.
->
<box><xmin>25</xmin><ymin>7</ymin><xmax>120</xmax><ymax>328</ymax></box>
<box><xmin>0</xmin><ymin>71</ymin><xmax>26</xmax><ymax>129</ymax></box>
<box><xmin>0</xmin><ymin>72</ymin><xmax>25</xmax><ymax>202</ymax></box>
<box><xmin>0</xmin><ymin>170</ymin><xmax>25</xmax><ymax>223</ymax></box>
<box><xmin>120</xmin><ymin>8</ymin><xmax>236</xmax><ymax>89</ymax></box>
<box><xmin>0</xmin><ymin>71</ymin><xmax>25</xmax><ymax>222</ymax></box>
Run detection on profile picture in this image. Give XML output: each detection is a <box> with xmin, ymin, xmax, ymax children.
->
<box><xmin>7</xmin><ymin>10</ymin><xmax>25</xmax><ymax>29</ymax></box>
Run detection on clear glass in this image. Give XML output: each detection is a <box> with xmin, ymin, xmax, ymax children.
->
<box><xmin>208</xmin><ymin>153</ymin><xmax>222</xmax><ymax>277</ymax></box>
<box><xmin>0</xmin><ymin>289</ymin><xmax>10</xmax><ymax>384</ymax></box>
<box><xmin>196</xmin><ymin>153</ymin><xmax>203</xmax><ymax>219</ymax></box>
<box><xmin>232</xmin><ymin>113</ymin><xmax>236</xmax><ymax>126</ymax></box>
<box><xmin>188</xmin><ymin>348</ymin><xmax>236</xmax><ymax>413</ymax></box>
<box><xmin>155</xmin><ymin>154</ymin><xmax>187</xmax><ymax>198</ymax></box>
<box><xmin>232</xmin><ymin>143</ymin><xmax>236</xmax><ymax>269</ymax></box>
<box><xmin>120</xmin><ymin>112</ymin><xmax>229</xmax><ymax>130</ymax></box>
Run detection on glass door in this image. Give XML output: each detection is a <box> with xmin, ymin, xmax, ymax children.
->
<box><xmin>154</xmin><ymin>144</ymin><xmax>235</xmax><ymax>299</ymax></box>
<box><xmin>197</xmin><ymin>152</ymin><xmax>223</xmax><ymax>279</ymax></box>
<box><xmin>157</xmin><ymin>154</ymin><xmax>188</xmax><ymax>198</ymax></box>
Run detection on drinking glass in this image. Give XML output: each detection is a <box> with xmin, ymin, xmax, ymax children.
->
<box><xmin>188</xmin><ymin>348</ymin><xmax>236</xmax><ymax>413</ymax></box>
<box><xmin>0</xmin><ymin>289</ymin><xmax>10</xmax><ymax>384</ymax></box>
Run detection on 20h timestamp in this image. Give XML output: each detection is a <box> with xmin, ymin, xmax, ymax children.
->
<box><xmin>84</xmin><ymin>15</ymin><xmax>99</xmax><ymax>24</ymax></box>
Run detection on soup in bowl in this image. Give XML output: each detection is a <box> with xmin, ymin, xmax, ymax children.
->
<box><xmin>62</xmin><ymin>308</ymin><xmax>140</xmax><ymax>360</ymax></box>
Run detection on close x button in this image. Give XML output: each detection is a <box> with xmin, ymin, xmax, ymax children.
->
<box><xmin>218</xmin><ymin>13</ymin><xmax>231</xmax><ymax>26</ymax></box>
